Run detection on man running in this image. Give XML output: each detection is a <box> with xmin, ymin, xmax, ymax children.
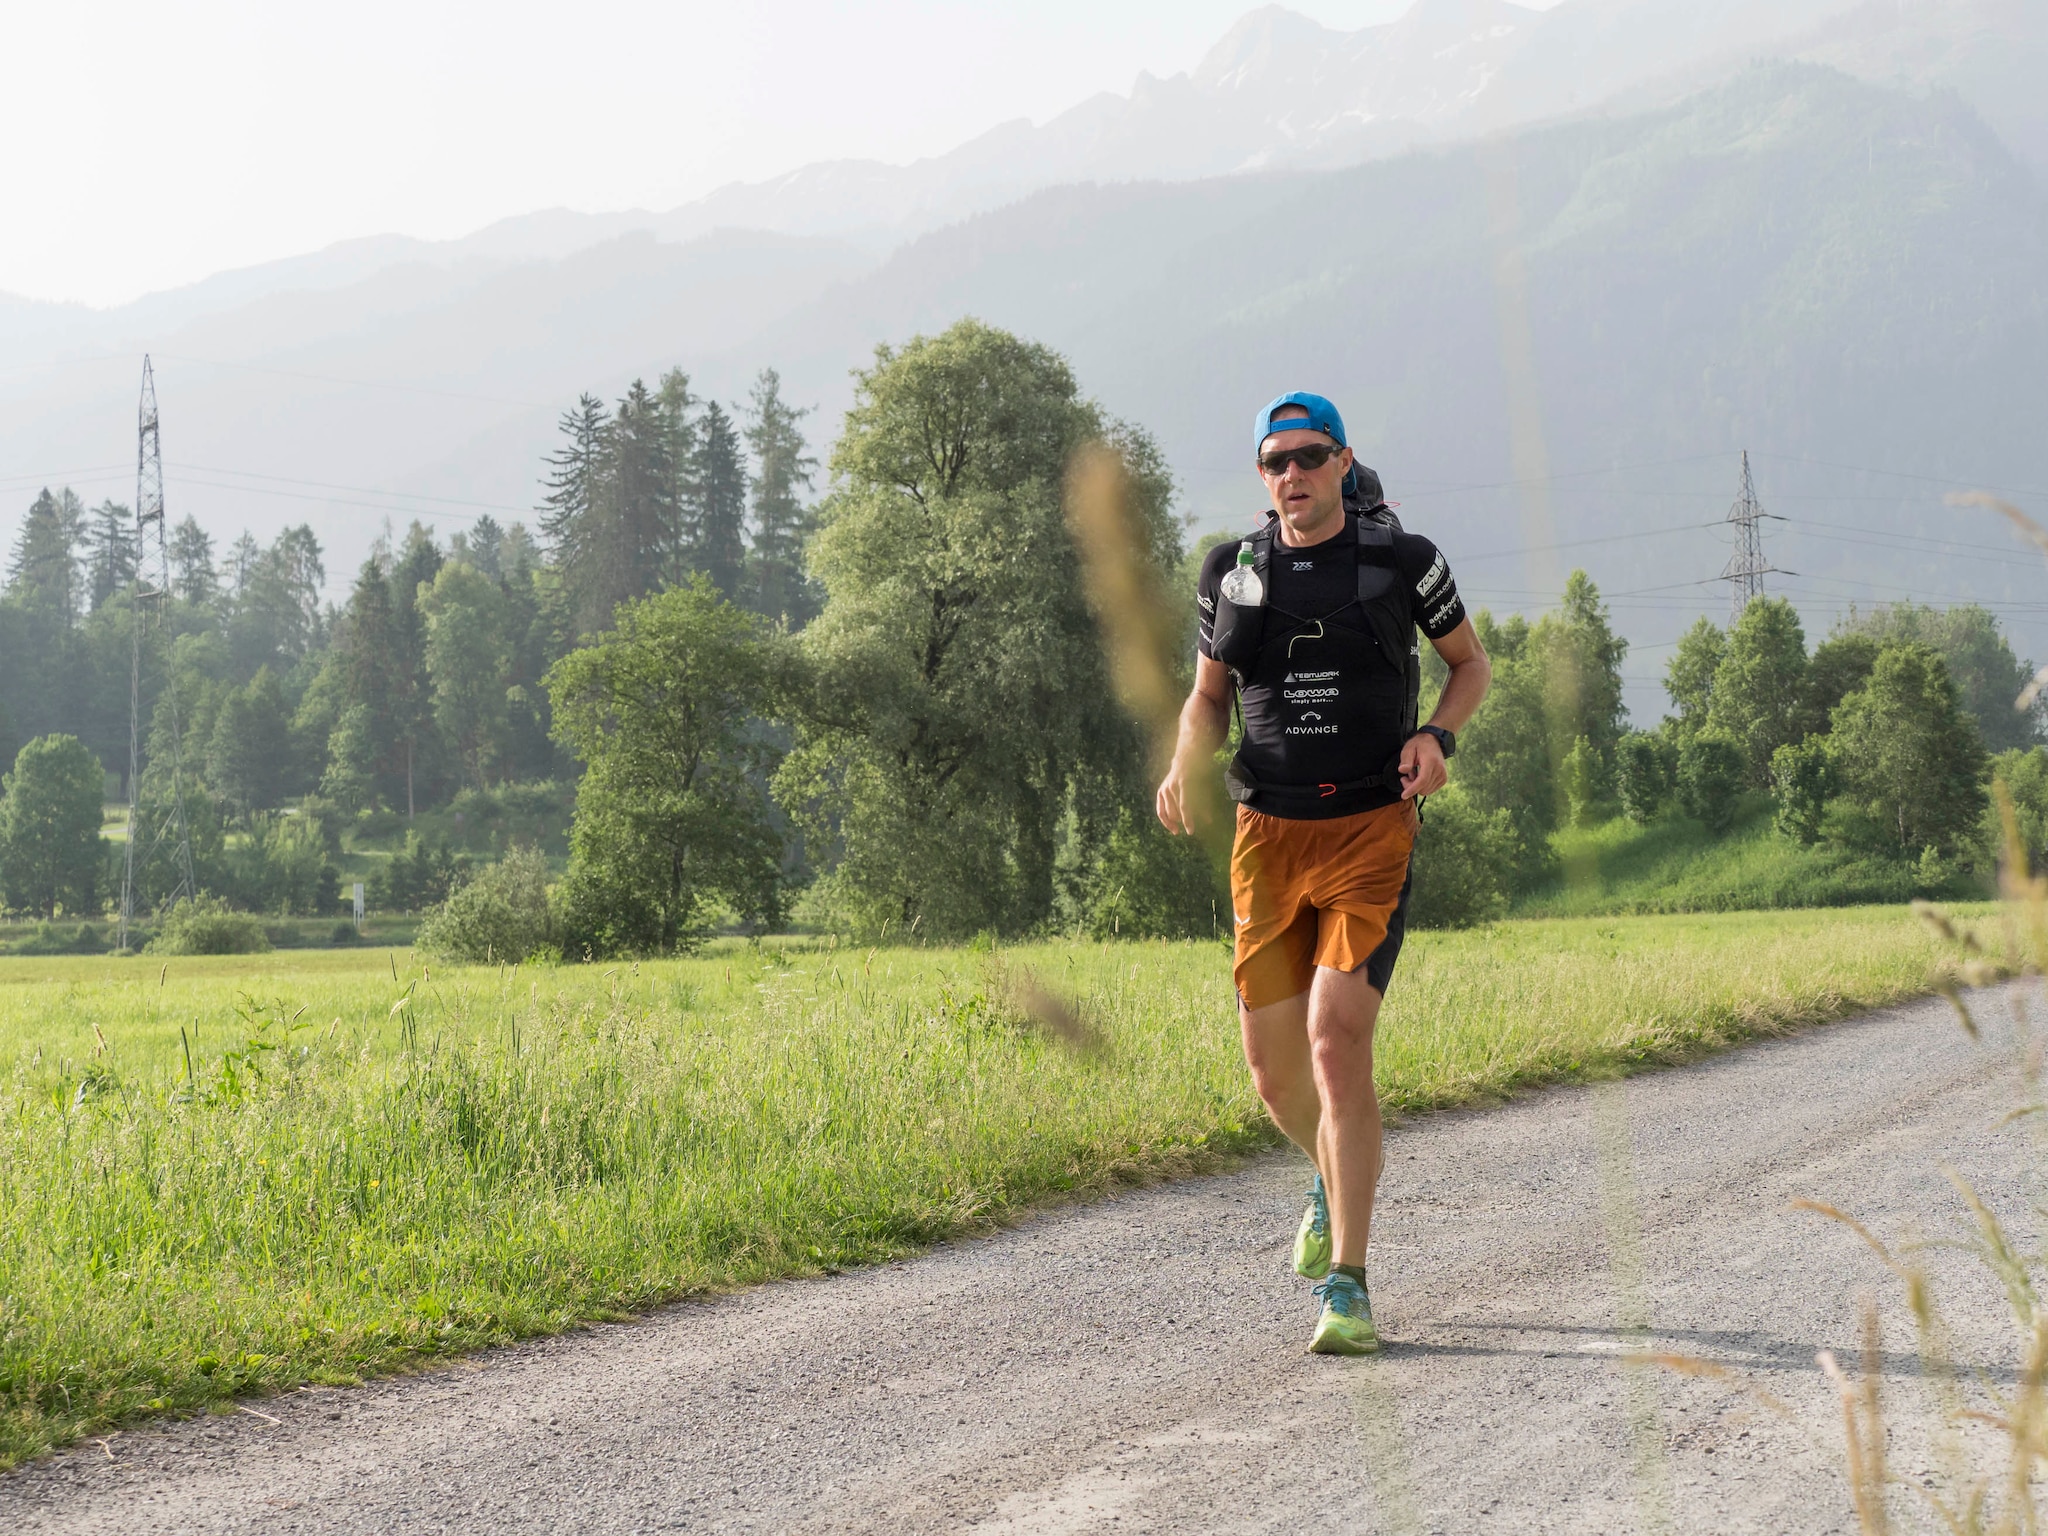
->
<box><xmin>1155</xmin><ymin>392</ymin><xmax>1491</xmax><ymax>1354</ymax></box>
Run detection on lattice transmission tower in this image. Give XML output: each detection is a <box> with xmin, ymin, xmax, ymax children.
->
<box><xmin>1720</xmin><ymin>449</ymin><xmax>1784</xmax><ymax>620</ymax></box>
<box><xmin>119</xmin><ymin>357</ymin><xmax>196</xmax><ymax>950</ymax></box>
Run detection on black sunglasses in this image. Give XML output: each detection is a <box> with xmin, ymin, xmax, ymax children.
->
<box><xmin>1257</xmin><ymin>442</ymin><xmax>1343</xmax><ymax>475</ymax></box>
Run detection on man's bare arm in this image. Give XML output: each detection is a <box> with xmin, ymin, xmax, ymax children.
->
<box><xmin>1397</xmin><ymin>618</ymin><xmax>1491</xmax><ymax>799</ymax></box>
<box><xmin>1155</xmin><ymin>653</ymin><xmax>1233</xmax><ymax>835</ymax></box>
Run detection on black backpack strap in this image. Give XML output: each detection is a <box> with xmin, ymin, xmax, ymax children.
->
<box><xmin>1351</xmin><ymin>513</ymin><xmax>1422</xmax><ymax>736</ymax></box>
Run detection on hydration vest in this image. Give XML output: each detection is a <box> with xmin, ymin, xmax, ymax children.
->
<box><xmin>1210</xmin><ymin>503</ymin><xmax>1422</xmax><ymax>806</ymax></box>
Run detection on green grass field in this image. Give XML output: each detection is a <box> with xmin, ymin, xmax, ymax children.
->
<box><xmin>1518</xmin><ymin>804</ymin><xmax>1981</xmax><ymax>917</ymax></box>
<box><xmin>0</xmin><ymin>906</ymin><xmax>1993</xmax><ymax>1468</ymax></box>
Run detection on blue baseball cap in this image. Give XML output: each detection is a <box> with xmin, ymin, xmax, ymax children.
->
<box><xmin>1254</xmin><ymin>391</ymin><xmax>1347</xmax><ymax>457</ymax></box>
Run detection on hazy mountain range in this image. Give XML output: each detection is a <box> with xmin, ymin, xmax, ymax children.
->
<box><xmin>3</xmin><ymin>0</ymin><xmax>2044</xmax><ymax>715</ymax></box>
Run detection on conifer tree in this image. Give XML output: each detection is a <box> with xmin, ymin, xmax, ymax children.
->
<box><xmin>84</xmin><ymin>501</ymin><xmax>138</xmax><ymax>613</ymax></box>
<box><xmin>461</xmin><ymin>513</ymin><xmax>506</xmax><ymax>578</ymax></box>
<box><xmin>657</xmin><ymin>368</ymin><xmax>700</xmax><ymax>588</ymax></box>
<box><xmin>603</xmin><ymin>379</ymin><xmax>680</xmax><ymax>614</ymax></box>
<box><xmin>540</xmin><ymin>393</ymin><xmax>611</xmax><ymax>633</ymax></box>
<box><xmin>691</xmin><ymin>400</ymin><xmax>749</xmax><ymax>600</ymax></box>
<box><xmin>3</xmin><ymin>489</ymin><xmax>89</xmax><ymax>740</ymax></box>
<box><xmin>167</xmin><ymin>516</ymin><xmax>219</xmax><ymax>608</ymax></box>
<box><xmin>387</xmin><ymin>524</ymin><xmax>443</xmax><ymax>816</ymax></box>
<box><xmin>743</xmin><ymin>368</ymin><xmax>818</xmax><ymax>624</ymax></box>
<box><xmin>6</xmin><ymin>488</ymin><xmax>86</xmax><ymax>632</ymax></box>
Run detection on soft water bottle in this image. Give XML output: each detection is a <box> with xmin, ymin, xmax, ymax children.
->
<box><xmin>1219</xmin><ymin>540</ymin><xmax>1264</xmax><ymax>607</ymax></box>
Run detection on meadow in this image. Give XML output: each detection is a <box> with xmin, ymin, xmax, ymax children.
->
<box><xmin>1518</xmin><ymin>802</ymin><xmax>1971</xmax><ymax>918</ymax></box>
<box><xmin>0</xmin><ymin>905</ymin><xmax>1993</xmax><ymax>1468</ymax></box>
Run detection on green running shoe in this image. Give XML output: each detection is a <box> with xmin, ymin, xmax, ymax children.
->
<box><xmin>1310</xmin><ymin>1271</ymin><xmax>1380</xmax><ymax>1355</ymax></box>
<box><xmin>1293</xmin><ymin>1172</ymin><xmax>1332</xmax><ymax>1279</ymax></box>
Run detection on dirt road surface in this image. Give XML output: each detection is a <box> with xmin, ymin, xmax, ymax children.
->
<box><xmin>4</xmin><ymin>985</ymin><xmax>2036</xmax><ymax>1534</ymax></box>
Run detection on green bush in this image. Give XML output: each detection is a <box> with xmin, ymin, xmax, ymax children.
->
<box><xmin>226</xmin><ymin>814</ymin><xmax>339</xmax><ymax>916</ymax></box>
<box><xmin>1616</xmin><ymin>732</ymin><xmax>1675</xmax><ymax>823</ymax></box>
<box><xmin>1409</xmin><ymin>787</ymin><xmax>1514</xmax><ymax>929</ymax></box>
<box><xmin>415</xmin><ymin>846</ymin><xmax>554</xmax><ymax>965</ymax></box>
<box><xmin>143</xmin><ymin>896</ymin><xmax>273</xmax><ymax>956</ymax></box>
<box><xmin>1072</xmin><ymin>807</ymin><xmax>1222</xmax><ymax>940</ymax></box>
<box><xmin>12</xmin><ymin>920</ymin><xmax>110</xmax><ymax>956</ymax></box>
<box><xmin>1562</xmin><ymin>736</ymin><xmax>1609</xmax><ymax>828</ymax></box>
<box><xmin>368</xmin><ymin>832</ymin><xmax>466</xmax><ymax>914</ymax></box>
<box><xmin>1990</xmin><ymin>747</ymin><xmax>2048</xmax><ymax>875</ymax></box>
<box><xmin>1677</xmin><ymin>733</ymin><xmax>1745</xmax><ymax>835</ymax></box>
<box><xmin>1771</xmin><ymin>738</ymin><xmax>1837</xmax><ymax>845</ymax></box>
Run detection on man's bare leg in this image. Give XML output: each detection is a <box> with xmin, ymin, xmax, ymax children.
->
<box><xmin>1307</xmin><ymin>964</ymin><xmax>1384</xmax><ymax>1268</ymax></box>
<box><xmin>1240</xmin><ymin>990</ymin><xmax>1320</xmax><ymax>1154</ymax></box>
<box><xmin>1242</xmin><ymin>966</ymin><xmax>1384</xmax><ymax>1265</ymax></box>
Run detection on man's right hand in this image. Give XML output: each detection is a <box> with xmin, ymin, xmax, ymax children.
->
<box><xmin>1159</xmin><ymin>653</ymin><xmax>1233</xmax><ymax>838</ymax></box>
<box><xmin>1155</xmin><ymin>759</ymin><xmax>1196</xmax><ymax>836</ymax></box>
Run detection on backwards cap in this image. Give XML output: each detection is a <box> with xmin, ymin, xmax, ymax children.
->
<box><xmin>1256</xmin><ymin>390</ymin><xmax>1371</xmax><ymax>499</ymax></box>
<box><xmin>1253</xmin><ymin>391</ymin><xmax>1347</xmax><ymax>457</ymax></box>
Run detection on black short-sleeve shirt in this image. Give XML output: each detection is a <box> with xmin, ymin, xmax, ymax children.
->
<box><xmin>1197</xmin><ymin>519</ymin><xmax>1466</xmax><ymax>818</ymax></box>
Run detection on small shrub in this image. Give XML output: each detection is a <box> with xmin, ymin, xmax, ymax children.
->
<box><xmin>1073</xmin><ymin>807</ymin><xmax>1222</xmax><ymax>940</ymax></box>
<box><xmin>1771</xmin><ymin>738</ymin><xmax>1836</xmax><ymax>846</ymax></box>
<box><xmin>1988</xmin><ymin>747</ymin><xmax>2048</xmax><ymax>876</ymax></box>
<box><xmin>327</xmin><ymin>921</ymin><xmax>360</xmax><ymax>947</ymax></box>
<box><xmin>1409</xmin><ymin>787</ymin><xmax>1514</xmax><ymax>929</ymax></box>
<box><xmin>1616</xmin><ymin>731</ymin><xmax>1675</xmax><ymax>823</ymax></box>
<box><xmin>143</xmin><ymin>896</ymin><xmax>273</xmax><ymax>956</ymax></box>
<box><xmin>1562</xmin><ymin>737</ymin><xmax>1607</xmax><ymax>828</ymax></box>
<box><xmin>1677</xmin><ymin>732</ymin><xmax>1745</xmax><ymax>835</ymax></box>
<box><xmin>15</xmin><ymin>920</ymin><xmax>111</xmax><ymax>956</ymax></box>
<box><xmin>415</xmin><ymin>846</ymin><xmax>553</xmax><ymax>965</ymax></box>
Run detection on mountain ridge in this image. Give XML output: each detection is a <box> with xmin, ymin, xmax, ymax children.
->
<box><xmin>9</xmin><ymin>0</ymin><xmax>1966</xmax><ymax>334</ymax></box>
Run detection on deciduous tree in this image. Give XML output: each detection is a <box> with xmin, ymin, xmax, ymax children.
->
<box><xmin>1828</xmin><ymin>642</ymin><xmax>1987</xmax><ymax>856</ymax></box>
<box><xmin>420</xmin><ymin>561</ymin><xmax>513</xmax><ymax>793</ymax></box>
<box><xmin>1708</xmin><ymin>597</ymin><xmax>1808</xmax><ymax>783</ymax></box>
<box><xmin>777</xmin><ymin>319</ymin><xmax>1167</xmax><ymax>939</ymax></box>
<box><xmin>548</xmin><ymin>578</ymin><xmax>784</xmax><ymax>955</ymax></box>
<box><xmin>743</xmin><ymin>368</ymin><xmax>819</xmax><ymax>624</ymax></box>
<box><xmin>0</xmin><ymin>734</ymin><xmax>105</xmax><ymax>917</ymax></box>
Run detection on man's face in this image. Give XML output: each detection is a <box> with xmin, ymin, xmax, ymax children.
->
<box><xmin>1258</xmin><ymin>419</ymin><xmax>1352</xmax><ymax>539</ymax></box>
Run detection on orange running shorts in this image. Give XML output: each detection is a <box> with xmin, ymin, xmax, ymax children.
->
<box><xmin>1229</xmin><ymin>799</ymin><xmax>1418</xmax><ymax>1010</ymax></box>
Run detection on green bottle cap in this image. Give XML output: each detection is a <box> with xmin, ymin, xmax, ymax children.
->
<box><xmin>1236</xmin><ymin>542</ymin><xmax>1256</xmax><ymax>566</ymax></box>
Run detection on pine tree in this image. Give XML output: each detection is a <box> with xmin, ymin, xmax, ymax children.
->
<box><xmin>6</xmin><ymin>488</ymin><xmax>86</xmax><ymax>631</ymax></box>
<box><xmin>388</xmin><ymin>524</ymin><xmax>444</xmax><ymax>816</ymax></box>
<box><xmin>225</xmin><ymin>526</ymin><xmax>326</xmax><ymax>678</ymax></box>
<box><xmin>603</xmin><ymin>379</ymin><xmax>680</xmax><ymax>616</ymax></box>
<box><xmin>462</xmin><ymin>513</ymin><xmax>505</xmax><ymax>578</ymax></box>
<box><xmin>539</xmin><ymin>393</ymin><xmax>611</xmax><ymax>632</ymax></box>
<box><xmin>167</xmin><ymin>516</ymin><xmax>219</xmax><ymax>609</ymax></box>
<box><xmin>3</xmin><ymin>490</ymin><xmax>88</xmax><ymax>740</ymax></box>
<box><xmin>657</xmin><ymin>368</ymin><xmax>700</xmax><ymax>588</ymax></box>
<box><xmin>324</xmin><ymin>557</ymin><xmax>405</xmax><ymax>812</ymax></box>
<box><xmin>84</xmin><ymin>501</ymin><xmax>138</xmax><ymax>613</ymax></box>
<box><xmin>691</xmin><ymin>400</ymin><xmax>748</xmax><ymax>600</ymax></box>
<box><xmin>743</xmin><ymin>368</ymin><xmax>818</xmax><ymax>624</ymax></box>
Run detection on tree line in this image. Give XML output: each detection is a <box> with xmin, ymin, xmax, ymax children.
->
<box><xmin>0</xmin><ymin>367</ymin><xmax>820</xmax><ymax>921</ymax></box>
<box><xmin>2</xmin><ymin>318</ymin><xmax>2043</xmax><ymax>945</ymax></box>
<box><xmin>1406</xmin><ymin>579</ymin><xmax>2045</xmax><ymax>923</ymax></box>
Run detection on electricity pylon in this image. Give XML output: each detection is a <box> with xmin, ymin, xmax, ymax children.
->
<box><xmin>118</xmin><ymin>357</ymin><xmax>195</xmax><ymax>950</ymax></box>
<box><xmin>1720</xmin><ymin>450</ymin><xmax>1783</xmax><ymax>620</ymax></box>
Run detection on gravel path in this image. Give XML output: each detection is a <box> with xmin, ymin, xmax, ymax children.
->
<box><xmin>5</xmin><ymin>984</ymin><xmax>2037</xmax><ymax>1534</ymax></box>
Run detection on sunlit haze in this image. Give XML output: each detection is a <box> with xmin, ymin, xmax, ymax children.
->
<box><xmin>0</xmin><ymin>0</ymin><xmax>1564</xmax><ymax>307</ymax></box>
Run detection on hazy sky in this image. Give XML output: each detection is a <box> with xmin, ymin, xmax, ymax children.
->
<box><xmin>4</xmin><ymin>0</ymin><xmax>1567</xmax><ymax>309</ymax></box>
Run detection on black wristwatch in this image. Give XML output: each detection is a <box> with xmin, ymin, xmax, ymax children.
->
<box><xmin>1413</xmin><ymin>725</ymin><xmax>1456</xmax><ymax>758</ymax></box>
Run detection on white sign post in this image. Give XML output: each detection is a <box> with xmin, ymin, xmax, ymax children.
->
<box><xmin>353</xmin><ymin>882</ymin><xmax>365</xmax><ymax>933</ymax></box>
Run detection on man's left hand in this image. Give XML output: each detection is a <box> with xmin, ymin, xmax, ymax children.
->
<box><xmin>1399</xmin><ymin>732</ymin><xmax>1448</xmax><ymax>800</ymax></box>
